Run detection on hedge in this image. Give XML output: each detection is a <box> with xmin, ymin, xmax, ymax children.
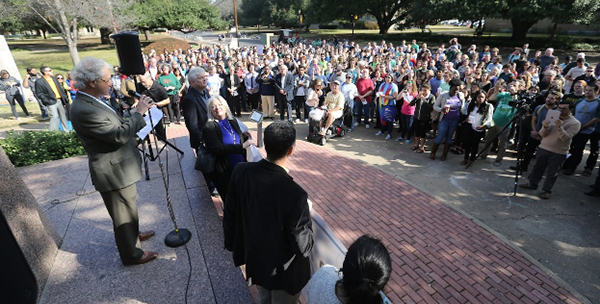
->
<box><xmin>0</xmin><ymin>131</ymin><xmax>86</xmax><ymax>167</ymax></box>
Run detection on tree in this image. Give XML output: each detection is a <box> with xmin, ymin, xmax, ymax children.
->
<box><xmin>134</xmin><ymin>0</ymin><xmax>227</xmax><ymax>32</ymax></box>
<box><xmin>306</xmin><ymin>0</ymin><xmax>411</xmax><ymax>34</ymax></box>
<box><xmin>6</xmin><ymin>0</ymin><xmax>136</xmax><ymax>65</ymax></box>
<box><xmin>545</xmin><ymin>0</ymin><xmax>600</xmax><ymax>45</ymax></box>
<box><xmin>240</xmin><ymin>0</ymin><xmax>307</xmax><ymax>28</ymax></box>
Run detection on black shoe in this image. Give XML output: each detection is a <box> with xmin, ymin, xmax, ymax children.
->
<box><xmin>584</xmin><ymin>190</ymin><xmax>600</xmax><ymax>197</ymax></box>
<box><xmin>509</xmin><ymin>165</ymin><xmax>528</xmax><ymax>172</ymax></box>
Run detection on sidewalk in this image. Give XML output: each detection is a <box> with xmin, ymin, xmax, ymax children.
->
<box><xmin>166</xmin><ymin>124</ymin><xmax>587</xmax><ymax>304</ymax></box>
<box><xmin>11</xmin><ymin>120</ymin><xmax>593</xmax><ymax>303</ymax></box>
<box><xmin>17</xmin><ymin>132</ymin><xmax>253</xmax><ymax>303</ymax></box>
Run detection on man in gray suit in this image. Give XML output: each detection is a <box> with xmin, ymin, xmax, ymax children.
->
<box><xmin>276</xmin><ymin>65</ymin><xmax>295</xmax><ymax>121</ymax></box>
<box><xmin>70</xmin><ymin>57</ymin><xmax>158</xmax><ymax>266</ymax></box>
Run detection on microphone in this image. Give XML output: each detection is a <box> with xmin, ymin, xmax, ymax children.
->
<box><xmin>128</xmin><ymin>90</ymin><xmax>143</xmax><ymax>99</ymax></box>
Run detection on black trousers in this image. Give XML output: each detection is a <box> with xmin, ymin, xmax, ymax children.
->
<box><xmin>248</xmin><ymin>93</ymin><xmax>260</xmax><ymax>110</ymax></box>
<box><xmin>277</xmin><ymin>94</ymin><xmax>291</xmax><ymax>121</ymax></box>
<box><xmin>463</xmin><ymin>126</ymin><xmax>485</xmax><ymax>161</ymax></box>
<box><xmin>563</xmin><ymin>132</ymin><xmax>592</xmax><ymax>171</ymax></box>
<box><xmin>293</xmin><ymin>96</ymin><xmax>305</xmax><ymax>120</ymax></box>
<box><xmin>228</xmin><ymin>94</ymin><xmax>241</xmax><ymax>116</ymax></box>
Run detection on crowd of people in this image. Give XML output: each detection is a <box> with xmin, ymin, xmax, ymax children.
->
<box><xmin>38</xmin><ymin>34</ymin><xmax>600</xmax><ymax>304</ymax></box>
<box><xmin>127</xmin><ymin>37</ymin><xmax>600</xmax><ymax>200</ymax></box>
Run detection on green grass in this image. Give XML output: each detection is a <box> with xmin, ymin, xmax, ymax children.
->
<box><xmin>10</xmin><ymin>47</ymin><xmax>120</xmax><ymax>80</ymax></box>
<box><xmin>0</xmin><ymin>103</ymin><xmax>42</xmax><ymax>129</ymax></box>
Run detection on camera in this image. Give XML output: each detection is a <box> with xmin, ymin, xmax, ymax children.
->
<box><xmin>508</xmin><ymin>91</ymin><xmax>538</xmax><ymax>113</ymax></box>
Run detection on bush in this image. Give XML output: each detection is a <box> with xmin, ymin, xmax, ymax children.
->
<box><xmin>571</xmin><ymin>43</ymin><xmax>600</xmax><ymax>51</ymax></box>
<box><xmin>365</xmin><ymin>21</ymin><xmax>379</xmax><ymax>30</ymax></box>
<box><xmin>143</xmin><ymin>38</ymin><xmax>191</xmax><ymax>55</ymax></box>
<box><xmin>0</xmin><ymin>131</ymin><xmax>86</xmax><ymax>167</ymax></box>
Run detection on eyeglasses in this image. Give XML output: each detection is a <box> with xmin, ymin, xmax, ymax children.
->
<box><xmin>56</xmin><ymin>77</ymin><xmax>63</xmax><ymax>80</ymax></box>
<box><xmin>98</xmin><ymin>78</ymin><xmax>113</xmax><ymax>84</ymax></box>
<box><xmin>558</xmin><ymin>106</ymin><xmax>570</xmax><ymax>110</ymax></box>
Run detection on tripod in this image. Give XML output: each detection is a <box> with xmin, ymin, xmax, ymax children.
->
<box><xmin>466</xmin><ymin>109</ymin><xmax>527</xmax><ymax>196</ymax></box>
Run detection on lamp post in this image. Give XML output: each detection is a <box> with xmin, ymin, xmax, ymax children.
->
<box><xmin>352</xmin><ymin>15</ymin><xmax>357</xmax><ymax>37</ymax></box>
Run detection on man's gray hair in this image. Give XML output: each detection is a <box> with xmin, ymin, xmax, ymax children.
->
<box><xmin>71</xmin><ymin>57</ymin><xmax>111</xmax><ymax>90</ymax></box>
<box><xmin>187</xmin><ymin>67</ymin><xmax>206</xmax><ymax>81</ymax></box>
<box><xmin>206</xmin><ymin>96</ymin><xmax>234</xmax><ymax>121</ymax></box>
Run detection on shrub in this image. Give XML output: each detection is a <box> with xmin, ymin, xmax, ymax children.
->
<box><xmin>571</xmin><ymin>43</ymin><xmax>600</xmax><ymax>51</ymax></box>
<box><xmin>0</xmin><ymin>131</ymin><xmax>86</xmax><ymax>167</ymax></box>
<box><xmin>143</xmin><ymin>38</ymin><xmax>191</xmax><ymax>55</ymax></box>
<box><xmin>365</xmin><ymin>21</ymin><xmax>379</xmax><ymax>30</ymax></box>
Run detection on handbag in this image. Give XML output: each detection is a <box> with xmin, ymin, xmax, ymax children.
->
<box><xmin>194</xmin><ymin>145</ymin><xmax>216</xmax><ymax>173</ymax></box>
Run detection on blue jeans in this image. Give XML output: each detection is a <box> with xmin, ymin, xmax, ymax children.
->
<box><xmin>435</xmin><ymin>116</ymin><xmax>458</xmax><ymax>144</ymax></box>
<box><xmin>400</xmin><ymin>114</ymin><xmax>414</xmax><ymax>140</ymax></box>
<box><xmin>355</xmin><ymin>102</ymin><xmax>371</xmax><ymax>125</ymax></box>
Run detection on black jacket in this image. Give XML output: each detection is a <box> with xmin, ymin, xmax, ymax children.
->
<box><xmin>181</xmin><ymin>87</ymin><xmax>209</xmax><ymax>149</ymax></box>
<box><xmin>34</xmin><ymin>76</ymin><xmax>69</xmax><ymax>106</ymax></box>
<box><xmin>223</xmin><ymin>159</ymin><xmax>313</xmax><ymax>295</ymax></box>
<box><xmin>203</xmin><ymin>119</ymin><xmax>247</xmax><ymax>200</ymax></box>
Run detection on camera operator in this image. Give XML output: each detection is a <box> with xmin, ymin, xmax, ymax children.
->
<box><xmin>510</xmin><ymin>89</ymin><xmax>559</xmax><ymax>172</ymax></box>
<box><xmin>481</xmin><ymin>81</ymin><xmax>519</xmax><ymax>166</ymax></box>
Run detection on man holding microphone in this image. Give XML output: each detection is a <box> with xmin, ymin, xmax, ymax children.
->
<box><xmin>70</xmin><ymin>57</ymin><xmax>158</xmax><ymax>266</ymax></box>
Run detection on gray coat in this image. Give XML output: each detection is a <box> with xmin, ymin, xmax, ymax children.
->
<box><xmin>70</xmin><ymin>92</ymin><xmax>146</xmax><ymax>192</ymax></box>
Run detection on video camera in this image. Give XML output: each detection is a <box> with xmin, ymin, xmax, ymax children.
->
<box><xmin>509</xmin><ymin>91</ymin><xmax>539</xmax><ymax>114</ymax></box>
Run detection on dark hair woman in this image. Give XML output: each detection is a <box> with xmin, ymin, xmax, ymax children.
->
<box><xmin>460</xmin><ymin>90</ymin><xmax>494</xmax><ymax>165</ymax></box>
<box><xmin>305</xmin><ymin>235</ymin><xmax>392</xmax><ymax>304</ymax></box>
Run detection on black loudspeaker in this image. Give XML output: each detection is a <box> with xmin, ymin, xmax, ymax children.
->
<box><xmin>0</xmin><ymin>210</ymin><xmax>38</xmax><ymax>304</ymax></box>
<box><xmin>111</xmin><ymin>31</ymin><xmax>145</xmax><ymax>75</ymax></box>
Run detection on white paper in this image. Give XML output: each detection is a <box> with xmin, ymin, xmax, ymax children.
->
<box><xmin>137</xmin><ymin>107</ymin><xmax>164</xmax><ymax>139</ymax></box>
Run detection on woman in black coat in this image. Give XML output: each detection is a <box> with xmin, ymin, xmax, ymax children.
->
<box><xmin>203</xmin><ymin>96</ymin><xmax>255</xmax><ymax>200</ymax></box>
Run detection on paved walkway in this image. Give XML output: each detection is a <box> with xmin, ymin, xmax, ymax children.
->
<box><xmin>166</xmin><ymin>124</ymin><xmax>585</xmax><ymax>304</ymax></box>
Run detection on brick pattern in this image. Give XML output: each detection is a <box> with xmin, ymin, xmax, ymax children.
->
<box><xmin>166</xmin><ymin>125</ymin><xmax>582</xmax><ymax>304</ymax></box>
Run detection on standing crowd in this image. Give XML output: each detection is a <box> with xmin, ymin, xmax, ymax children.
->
<box><xmin>57</xmin><ymin>34</ymin><xmax>600</xmax><ymax>304</ymax></box>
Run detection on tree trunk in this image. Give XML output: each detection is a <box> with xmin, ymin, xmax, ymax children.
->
<box><xmin>548</xmin><ymin>23</ymin><xmax>559</xmax><ymax>46</ymax></box>
<box><xmin>144</xmin><ymin>29</ymin><xmax>151</xmax><ymax>41</ymax></box>
<box><xmin>41</xmin><ymin>30</ymin><xmax>47</xmax><ymax>39</ymax></box>
<box><xmin>510</xmin><ymin>19</ymin><xmax>537</xmax><ymax>41</ymax></box>
<box><xmin>100</xmin><ymin>28</ymin><xmax>112</xmax><ymax>45</ymax></box>
<box><xmin>377</xmin><ymin>19</ymin><xmax>390</xmax><ymax>34</ymax></box>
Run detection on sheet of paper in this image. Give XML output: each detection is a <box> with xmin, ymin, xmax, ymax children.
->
<box><xmin>136</xmin><ymin>107</ymin><xmax>164</xmax><ymax>139</ymax></box>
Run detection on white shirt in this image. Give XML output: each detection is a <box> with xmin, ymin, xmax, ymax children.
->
<box><xmin>78</xmin><ymin>91</ymin><xmax>117</xmax><ymax>114</ymax></box>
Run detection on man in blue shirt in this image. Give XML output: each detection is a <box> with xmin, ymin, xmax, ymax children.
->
<box><xmin>562</xmin><ymin>83</ymin><xmax>600</xmax><ymax>175</ymax></box>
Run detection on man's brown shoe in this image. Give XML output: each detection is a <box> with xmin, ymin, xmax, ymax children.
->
<box><xmin>123</xmin><ymin>251</ymin><xmax>158</xmax><ymax>266</ymax></box>
<box><xmin>139</xmin><ymin>230</ymin><xmax>155</xmax><ymax>242</ymax></box>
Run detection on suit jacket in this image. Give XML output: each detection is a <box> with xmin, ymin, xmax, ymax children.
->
<box><xmin>34</xmin><ymin>76</ymin><xmax>69</xmax><ymax>106</ymax></box>
<box><xmin>275</xmin><ymin>73</ymin><xmax>295</xmax><ymax>102</ymax></box>
<box><xmin>223</xmin><ymin>73</ymin><xmax>241</xmax><ymax>99</ymax></box>
<box><xmin>181</xmin><ymin>87</ymin><xmax>210</xmax><ymax>149</ymax></box>
<box><xmin>223</xmin><ymin>159</ymin><xmax>314</xmax><ymax>295</ymax></box>
<box><xmin>70</xmin><ymin>92</ymin><xmax>146</xmax><ymax>192</ymax></box>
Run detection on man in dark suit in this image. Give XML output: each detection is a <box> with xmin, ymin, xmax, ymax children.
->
<box><xmin>224</xmin><ymin>121</ymin><xmax>313</xmax><ymax>304</ymax></box>
<box><xmin>34</xmin><ymin>66</ymin><xmax>69</xmax><ymax>131</ymax></box>
<box><xmin>181</xmin><ymin>67</ymin><xmax>218</xmax><ymax>196</ymax></box>
<box><xmin>69</xmin><ymin>57</ymin><xmax>158</xmax><ymax>266</ymax></box>
<box><xmin>275</xmin><ymin>65</ymin><xmax>295</xmax><ymax>121</ymax></box>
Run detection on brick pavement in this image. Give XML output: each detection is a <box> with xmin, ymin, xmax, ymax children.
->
<box><xmin>166</xmin><ymin>125</ymin><xmax>583</xmax><ymax>304</ymax></box>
